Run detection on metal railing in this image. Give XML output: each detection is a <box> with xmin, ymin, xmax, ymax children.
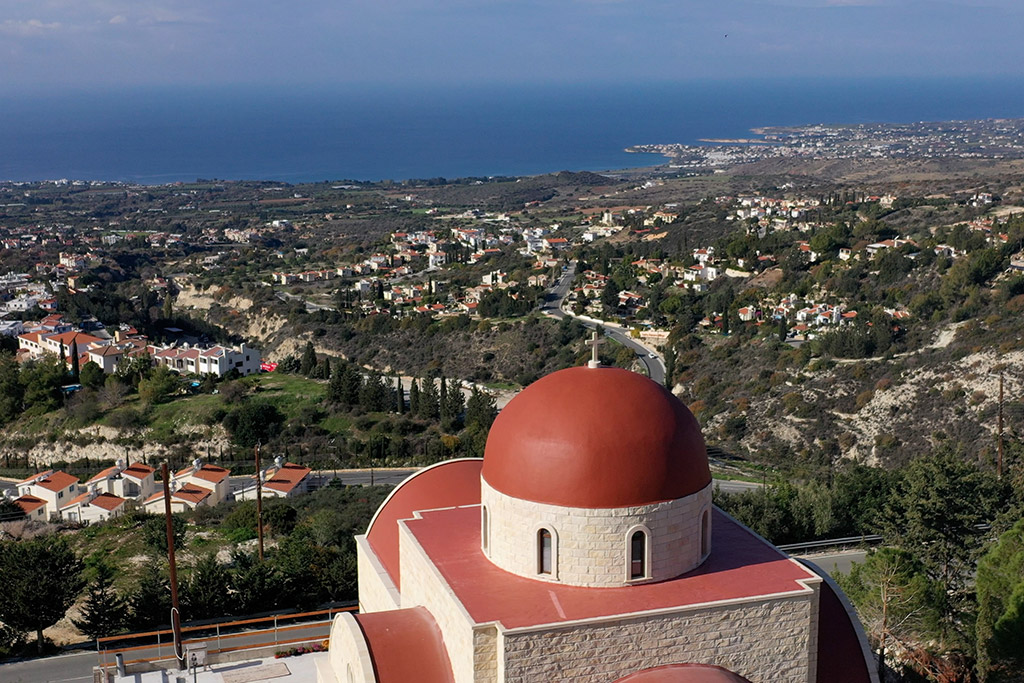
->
<box><xmin>776</xmin><ymin>534</ymin><xmax>883</xmax><ymax>553</ymax></box>
<box><xmin>96</xmin><ymin>605</ymin><xmax>357</xmax><ymax>669</ymax></box>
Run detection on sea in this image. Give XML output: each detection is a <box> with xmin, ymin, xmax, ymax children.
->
<box><xmin>3</xmin><ymin>78</ymin><xmax>1024</xmax><ymax>185</ymax></box>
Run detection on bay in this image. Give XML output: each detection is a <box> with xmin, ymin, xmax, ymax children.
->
<box><xmin>1</xmin><ymin>78</ymin><xmax>1024</xmax><ymax>184</ymax></box>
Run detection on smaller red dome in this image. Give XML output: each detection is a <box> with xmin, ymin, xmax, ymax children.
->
<box><xmin>615</xmin><ymin>664</ymin><xmax>753</xmax><ymax>683</ymax></box>
<box><xmin>482</xmin><ymin>366</ymin><xmax>709</xmax><ymax>508</ymax></box>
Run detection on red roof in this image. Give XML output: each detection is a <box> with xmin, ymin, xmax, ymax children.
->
<box><xmin>262</xmin><ymin>463</ymin><xmax>311</xmax><ymax>494</ymax></box>
<box><xmin>357</xmin><ymin>608</ymin><xmax>455</xmax><ymax>683</ymax></box>
<box><xmin>172</xmin><ymin>484</ymin><xmax>213</xmax><ymax>505</ymax></box>
<box><xmin>86</xmin><ymin>465</ymin><xmax>120</xmax><ymax>484</ymax></box>
<box><xmin>14</xmin><ymin>495</ymin><xmax>47</xmax><ymax>514</ymax></box>
<box><xmin>46</xmin><ymin>331</ymin><xmax>103</xmax><ymax>348</ymax></box>
<box><xmin>403</xmin><ymin>505</ymin><xmax>818</xmax><ymax>630</ymax></box>
<box><xmin>62</xmin><ymin>491</ymin><xmax>92</xmax><ymax>508</ymax></box>
<box><xmin>365</xmin><ymin>459</ymin><xmax>483</xmax><ymax>590</ymax></box>
<box><xmin>28</xmin><ymin>470</ymin><xmax>79</xmax><ymax>493</ymax></box>
<box><xmin>178</xmin><ymin>464</ymin><xmax>230</xmax><ymax>484</ymax></box>
<box><xmin>482</xmin><ymin>367</ymin><xmax>709</xmax><ymax>508</ymax></box>
<box><xmin>615</xmin><ymin>665</ymin><xmax>753</xmax><ymax>683</ymax></box>
<box><xmin>89</xmin><ymin>492</ymin><xmax>127</xmax><ymax>512</ymax></box>
<box><xmin>123</xmin><ymin>463</ymin><xmax>155</xmax><ymax>480</ymax></box>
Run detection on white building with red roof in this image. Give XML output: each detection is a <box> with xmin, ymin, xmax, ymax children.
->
<box><xmin>151</xmin><ymin>343</ymin><xmax>262</xmax><ymax>377</ymax></box>
<box><xmin>60</xmin><ymin>490</ymin><xmax>127</xmax><ymax>524</ymax></box>
<box><xmin>236</xmin><ymin>458</ymin><xmax>313</xmax><ymax>501</ymax></box>
<box><xmin>17</xmin><ymin>470</ymin><xmax>80</xmax><ymax>521</ymax></box>
<box><xmin>13</xmin><ymin>494</ymin><xmax>48</xmax><ymax>521</ymax></box>
<box><xmin>142</xmin><ymin>459</ymin><xmax>231</xmax><ymax>514</ymax></box>
<box><xmin>316</xmin><ymin>365</ymin><xmax>878</xmax><ymax>683</ymax></box>
<box><xmin>85</xmin><ymin>460</ymin><xmax>157</xmax><ymax>501</ymax></box>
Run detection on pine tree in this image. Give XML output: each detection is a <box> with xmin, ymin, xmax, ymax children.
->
<box><xmin>182</xmin><ymin>554</ymin><xmax>232</xmax><ymax>621</ymax></box>
<box><xmin>127</xmin><ymin>562</ymin><xmax>172</xmax><ymax>630</ymax></box>
<box><xmin>465</xmin><ymin>388</ymin><xmax>497</xmax><ymax>431</ymax></box>
<box><xmin>299</xmin><ymin>341</ymin><xmax>317</xmax><ymax>377</ymax></box>
<box><xmin>443</xmin><ymin>379</ymin><xmax>465</xmax><ymax>432</ymax></box>
<box><xmin>359</xmin><ymin>372</ymin><xmax>388</xmax><ymax>412</ymax></box>
<box><xmin>420</xmin><ymin>378</ymin><xmax>440</xmax><ymax>420</ymax></box>
<box><xmin>409</xmin><ymin>377</ymin><xmax>421</xmax><ymax>415</ymax></box>
<box><xmin>0</xmin><ymin>535</ymin><xmax>85</xmax><ymax>653</ymax></box>
<box><xmin>73</xmin><ymin>562</ymin><xmax>125</xmax><ymax>639</ymax></box>
<box><xmin>341</xmin><ymin>364</ymin><xmax>362</xmax><ymax>406</ymax></box>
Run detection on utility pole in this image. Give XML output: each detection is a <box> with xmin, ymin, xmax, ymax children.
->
<box><xmin>998</xmin><ymin>372</ymin><xmax>1004</xmax><ymax>480</ymax></box>
<box><xmin>255</xmin><ymin>442</ymin><xmax>264</xmax><ymax>562</ymax></box>
<box><xmin>161</xmin><ymin>463</ymin><xmax>184</xmax><ymax>670</ymax></box>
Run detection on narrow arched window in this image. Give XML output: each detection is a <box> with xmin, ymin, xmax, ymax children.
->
<box><xmin>481</xmin><ymin>506</ymin><xmax>489</xmax><ymax>552</ymax></box>
<box><xmin>630</xmin><ymin>530</ymin><xmax>646</xmax><ymax>579</ymax></box>
<box><xmin>538</xmin><ymin>528</ymin><xmax>552</xmax><ymax>574</ymax></box>
<box><xmin>701</xmin><ymin>509</ymin><xmax>710</xmax><ymax>557</ymax></box>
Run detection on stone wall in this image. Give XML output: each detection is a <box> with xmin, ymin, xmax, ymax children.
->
<box><xmin>355</xmin><ymin>534</ymin><xmax>401</xmax><ymax>613</ymax></box>
<box><xmin>482</xmin><ymin>479</ymin><xmax>712</xmax><ymax>587</ymax></box>
<box><xmin>473</xmin><ymin>625</ymin><xmax>500</xmax><ymax>681</ymax></box>
<box><xmin>399</xmin><ymin>520</ymin><xmax>477</xmax><ymax>683</ymax></box>
<box><xmin>501</xmin><ymin>592</ymin><xmax>818</xmax><ymax>683</ymax></box>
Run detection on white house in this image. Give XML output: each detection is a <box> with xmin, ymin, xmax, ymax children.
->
<box><xmin>60</xmin><ymin>491</ymin><xmax>127</xmax><ymax>524</ymax></box>
<box><xmin>236</xmin><ymin>459</ymin><xmax>313</xmax><ymax>501</ymax></box>
<box><xmin>85</xmin><ymin>461</ymin><xmax>157</xmax><ymax>502</ymax></box>
<box><xmin>17</xmin><ymin>470</ymin><xmax>79</xmax><ymax>521</ymax></box>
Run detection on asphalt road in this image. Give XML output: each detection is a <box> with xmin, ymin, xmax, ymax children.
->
<box><xmin>540</xmin><ymin>261</ymin><xmax>666</xmax><ymax>385</ymax></box>
<box><xmin>796</xmin><ymin>549</ymin><xmax>867</xmax><ymax>578</ymax></box>
<box><xmin>0</xmin><ymin>621</ymin><xmax>333</xmax><ymax>683</ymax></box>
<box><xmin>0</xmin><ymin>651</ymin><xmax>98</xmax><ymax>683</ymax></box>
<box><xmin>271</xmin><ymin>468</ymin><xmax>764</xmax><ymax>494</ymax></box>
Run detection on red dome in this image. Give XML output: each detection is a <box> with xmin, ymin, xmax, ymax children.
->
<box><xmin>615</xmin><ymin>664</ymin><xmax>753</xmax><ymax>683</ymax></box>
<box><xmin>482</xmin><ymin>366</ymin><xmax>709</xmax><ymax>508</ymax></box>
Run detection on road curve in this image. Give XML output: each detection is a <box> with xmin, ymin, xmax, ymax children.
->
<box><xmin>540</xmin><ymin>261</ymin><xmax>667</xmax><ymax>385</ymax></box>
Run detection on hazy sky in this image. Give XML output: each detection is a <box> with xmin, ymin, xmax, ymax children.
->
<box><xmin>2</xmin><ymin>0</ymin><xmax>1022</xmax><ymax>89</ymax></box>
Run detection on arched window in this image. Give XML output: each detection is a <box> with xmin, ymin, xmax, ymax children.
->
<box><xmin>630</xmin><ymin>530</ymin><xmax>647</xmax><ymax>579</ymax></box>
<box><xmin>701</xmin><ymin>509</ymin><xmax>710</xmax><ymax>557</ymax></box>
<box><xmin>538</xmin><ymin>528</ymin><xmax>552</xmax><ymax>575</ymax></box>
<box><xmin>481</xmin><ymin>506</ymin><xmax>489</xmax><ymax>553</ymax></box>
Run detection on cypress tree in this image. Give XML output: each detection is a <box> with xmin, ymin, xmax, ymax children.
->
<box><xmin>321</xmin><ymin>356</ymin><xmax>331</xmax><ymax>380</ymax></box>
<box><xmin>299</xmin><ymin>341</ymin><xmax>317</xmax><ymax>376</ymax></box>
<box><xmin>409</xmin><ymin>377</ymin><xmax>420</xmax><ymax>415</ymax></box>
<box><xmin>328</xmin><ymin>362</ymin><xmax>345</xmax><ymax>402</ymax></box>
<box><xmin>70</xmin><ymin>340</ymin><xmax>80</xmax><ymax>381</ymax></box>
<box><xmin>395</xmin><ymin>377</ymin><xmax>405</xmax><ymax>413</ymax></box>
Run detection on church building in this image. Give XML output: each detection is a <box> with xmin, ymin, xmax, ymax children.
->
<box><xmin>316</xmin><ymin>363</ymin><xmax>878</xmax><ymax>683</ymax></box>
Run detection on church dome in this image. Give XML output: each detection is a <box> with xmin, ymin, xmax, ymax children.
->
<box><xmin>482</xmin><ymin>365</ymin><xmax>710</xmax><ymax>508</ymax></box>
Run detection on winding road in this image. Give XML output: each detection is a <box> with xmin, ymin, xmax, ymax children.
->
<box><xmin>540</xmin><ymin>261</ymin><xmax>666</xmax><ymax>385</ymax></box>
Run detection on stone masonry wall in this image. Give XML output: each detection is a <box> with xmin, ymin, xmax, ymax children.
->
<box><xmin>482</xmin><ymin>480</ymin><xmax>712</xmax><ymax>587</ymax></box>
<box><xmin>399</xmin><ymin>521</ymin><xmax>478</xmax><ymax>683</ymax></box>
<box><xmin>355</xmin><ymin>534</ymin><xmax>401</xmax><ymax>614</ymax></box>
<box><xmin>473</xmin><ymin>625</ymin><xmax>499</xmax><ymax>681</ymax></box>
<box><xmin>502</xmin><ymin>593</ymin><xmax>817</xmax><ymax>683</ymax></box>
